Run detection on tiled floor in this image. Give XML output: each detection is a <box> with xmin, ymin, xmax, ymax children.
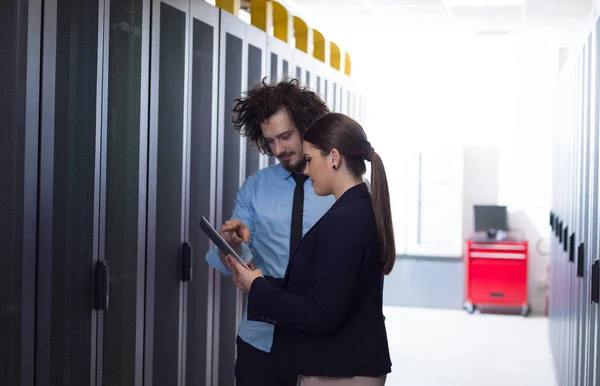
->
<box><xmin>383</xmin><ymin>306</ymin><xmax>557</xmax><ymax>386</ymax></box>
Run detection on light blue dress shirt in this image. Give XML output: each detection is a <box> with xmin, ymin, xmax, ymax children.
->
<box><xmin>205</xmin><ymin>162</ymin><xmax>335</xmax><ymax>353</ymax></box>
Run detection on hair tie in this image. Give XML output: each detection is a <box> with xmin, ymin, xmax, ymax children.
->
<box><xmin>367</xmin><ymin>147</ymin><xmax>375</xmax><ymax>162</ymax></box>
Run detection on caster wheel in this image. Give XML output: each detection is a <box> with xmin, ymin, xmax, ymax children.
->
<box><xmin>520</xmin><ymin>304</ymin><xmax>531</xmax><ymax>317</ymax></box>
<box><xmin>464</xmin><ymin>302</ymin><xmax>476</xmax><ymax>314</ymax></box>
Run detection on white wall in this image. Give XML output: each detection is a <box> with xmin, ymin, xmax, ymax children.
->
<box><xmin>330</xmin><ymin>26</ymin><xmax>558</xmax><ymax>313</ymax></box>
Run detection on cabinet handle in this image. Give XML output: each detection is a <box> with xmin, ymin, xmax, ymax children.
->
<box><xmin>569</xmin><ymin>234</ymin><xmax>575</xmax><ymax>262</ymax></box>
<box><xmin>577</xmin><ymin>242</ymin><xmax>585</xmax><ymax>278</ymax></box>
<box><xmin>181</xmin><ymin>241</ymin><xmax>193</xmax><ymax>282</ymax></box>
<box><xmin>555</xmin><ymin>217</ymin><xmax>560</xmax><ymax>237</ymax></box>
<box><xmin>94</xmin><ymin>261</ymin><xmax>110</xmax><ymax>311</ymax></box>
<box><xmin>563</xmin><ymin>226</ymin><xmax>568</xmax><ymax>252</ymax></box>
<box><xmin>591</xmin><ymin>260</ymin><xmax>599</xmax><ymax>303</ymax></box>
<box><xmin>550</xmin><ymin>211</ymin><xmax>554</xmax><ymax>229</ymax></box>
<box><xmin>559</xmin><ymin>221</ymin><xmax>564</xmax><ymax>244</ymax></box>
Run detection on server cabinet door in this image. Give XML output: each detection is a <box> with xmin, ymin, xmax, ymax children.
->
<box><xmin>324</xmin><ymin>78</ymin><xmax>330</xmax><ymax>110</ymax></box>
<box><xmin>0</xmin><ymin>1</ymin><xmax>41</xmax><ymax>385</ymax></box>
<box><xmin>316</xmin><ymin>75</ymin><xmax>322</xmax><ymax>98</ymax></box>
<box><xmin>577</xmin><ymin>39</ymin><xmax>591</xmax><ymax>386</ymax></box>
<box><xmin>583</xmin><ymin>31</ymin><xmax>595</xmax><ymax>386</ymax></box>
<box><xmin>349</xmin><ymin>91</ymin><xmax>354</xmax><ymax>120</ymax></box>
<box><xmin>267</xmin><ymin>35</ymin><xmax>292</xmax><ymax>166</ymax></box>
<box><xmin>589</xmin><ymin>19</ymin><xmax>600</xmax><ymax>386</ymax></box>
<box><xmin>146</xmin><ymin>0</ymin><xmax>190</xmax><ymax>385</ymax></box>
<box><xmin>346</xmin><ymin>88</ymin><xmax>352</xmax><ymax>117</ymax></box>
<box><xmin>215</xmin><ymin>10</ymin><xmax>248</xmax><ymax>386</ymax></box>
<box><xmin>333</xmin><ymin>81</ymin><xmax>338</xmax><ymax>113</ymax></box>
<box><xmin>36</xmin><ymin>1</ymin><xmax>104</xmax><ymax>385</ymax></box>
<box><xmin>246</xmin><ymin>24</ymin><xmax>268</xmax><ymax>175</ymax></box>
<box><xmin>97</xmin><ymin>0</ymin><xmax>150</xmax><ymax>385</ymax></box>
<box><xmin>268</xmin><ymin>35</ymin><xmax>292</xmax><ymax>84</ymax></box>
<box><xmin>570</xmin><ymin>51</ymin><xmax>582</xmax><ymax>386</ymax></box>
<box><xmin>186</xmin><ymin>2</ymin><xmax>220</xmax><ymax>385</ymax></box>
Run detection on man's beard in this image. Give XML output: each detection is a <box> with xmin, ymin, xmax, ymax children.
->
<box><xmin>279</xmin><ymin>153</ymin><xmax>305</xmax><ymax>173</ymax></box>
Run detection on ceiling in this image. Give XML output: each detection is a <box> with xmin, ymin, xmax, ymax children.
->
<box><xmin>276</xmin><ymin>0</ymin><xmax>593</xmax><ymax>45</ymax></box>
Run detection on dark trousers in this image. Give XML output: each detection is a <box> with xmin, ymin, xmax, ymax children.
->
<box><xmin>235</xmin><ymin>336</ymin><xmax>298</xmax><ymax>386</ymax></box>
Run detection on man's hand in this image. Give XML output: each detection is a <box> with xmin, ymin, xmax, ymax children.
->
<box><xmin>219</xmin><ymin>219</ymin><xmax>251</xmax><ymax>270</ymax></box>
<box><xmin>228</xmin><ymin>256</ymin><xmax>263</xmax><ymax>292</ymax></box>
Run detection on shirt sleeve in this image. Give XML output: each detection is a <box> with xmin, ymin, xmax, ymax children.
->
<box><xmin>205</xmin><ymin>175</ymin><xmax>256</xmax><ymax>275</ymax></box>
<box><xmin>246</xmin><ymin>214</ymin><xmax>364</xmax><ymax>334</ymax></box>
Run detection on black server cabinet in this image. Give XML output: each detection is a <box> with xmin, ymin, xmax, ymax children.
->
<box><xmin>146</xmin><ymin>0</ymin><xmax>191</xmax><ymax>385</ymax></box>
<box><xmin>0</xmin><ymin>1</ymin><xmax>41</xmax><ymax>385</ymax></box>
<box><xmin>245</xmin><ymin>24</ymin><xmax>267</xmax><ymax>178</ymax></box>
<box><xmin>186</xmin><ymin>2</ymin><xmax>220</xmax><ymax>385</ymax></box>
<box><xmin>215</xmin><ymin>10</ymin><xmax>248</xmax><ymax>386</ymax></box>
<box><xmin>37</xmin><ymin>1</ymin><xmax>104</xmax><ymax>385</ymax></box>
<box><xmin>98</xmin><ymin>0</ymin><xmax>150</xmax><ymax>385</ymax></box>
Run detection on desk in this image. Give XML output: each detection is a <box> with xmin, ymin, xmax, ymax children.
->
<box><xmin>464</xmin><ymin>239</ymin><xmax>530</xmax><ymax>316</ymax></box>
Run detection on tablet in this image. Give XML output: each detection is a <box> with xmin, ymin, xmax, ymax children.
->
<box><xmin>199</xmin><ymin>216</ymin><xmax>251</xmax><ymax>270</ymax></box>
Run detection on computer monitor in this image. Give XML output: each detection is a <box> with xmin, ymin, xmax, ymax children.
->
<box><xmin>473</xmin><ymin>205</ymin><xmax>508</xmax><ymax>238</ymax></box>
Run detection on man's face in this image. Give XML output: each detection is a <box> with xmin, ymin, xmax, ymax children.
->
<box><xmin>261</xmin><ymin>109</ymin><xmax>305</xmax><ymax>173</ymax></box>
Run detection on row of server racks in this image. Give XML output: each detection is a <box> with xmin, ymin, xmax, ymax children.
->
<box><xmin>551</xmin><ymin>9</ymin><xmax>600</xmax><ymax>386</ymax></box>
<box><xmin>0</xmin><ymin>0</ymin><xmax>365</xmax><ymax>385</ymax></box>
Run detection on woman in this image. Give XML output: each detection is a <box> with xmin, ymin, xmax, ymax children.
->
<box><xmin>227</xmin><ymin>113</ymin><xmax>395</xmax><ymax>385</ymax></box>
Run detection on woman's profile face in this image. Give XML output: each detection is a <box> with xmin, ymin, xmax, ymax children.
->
<box><xmin>302</xmin><ymin>141</ymin><xmax>333</xmax><ymax>196</ymax></box>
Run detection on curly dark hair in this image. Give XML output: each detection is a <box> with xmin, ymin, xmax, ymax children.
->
<box><xmin>231</xmin><ymin>78</ymin><xmax>329</xmax><ymax>155</ymax></box>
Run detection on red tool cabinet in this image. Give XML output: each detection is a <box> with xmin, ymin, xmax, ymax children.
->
<box><xmin>464</xmin><ymin>239</ymin><xmax>530</xmax><ymax>316</ymax></box>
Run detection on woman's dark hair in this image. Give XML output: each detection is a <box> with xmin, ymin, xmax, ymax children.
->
<box><xmin>303</xmin><ymin>113</ymin><xmax>396</xmax><ymax>275</ymax></box>
<box><xmin>232</xmin><ymin>78</ymin><xmax>329</xmax><ymax>156</ymax></box>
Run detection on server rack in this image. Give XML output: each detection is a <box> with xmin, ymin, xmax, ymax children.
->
<box><xmin>185</xmin><ymin>2</ymin><xmax>221</xmax><ymax>386</ymax></box>
<box><xmin>591</xmin><ymin>17</ymin><xmax>600</xmax><ymax>386</ymax></box>
<box><xmin>0</xmin><ymin>1</ymin><xmax>41</xmax><ymax>385</ymax></box>
<box><xmin>146</xmin><ymin>1</ymin><xmax>191</xmax><ymax>385</ymax></box>
<box><xmin>98</xmin><ymin>0</ymin><xmax>150</xmax><ymax>385</ymax></box>
<box><xmin>292</xmin><ymin>48</ymin><xmax>315</xmax><ymax>90</ymax></box>
<box><xmin>215</xmin><ymin>9</ymin><xmax>249</xmax><ymax>386</ymax></box>
<box><xmin>2</xmin><ymin>1</ymin><xmax>363</xmax><ymax>385</ymax></box>
<box><xmin>551</xmin><ymin>10</ymin><xmax>600</xmax><ymax>386</ymax></box>
<box><xmin>36</xmin><ymin>1</ymin><xmax>105</xmax><ymax>385</ymax></box>
<box><xmin>266</xmin><ymin>34</ymin><xmax>291</xmax><ymax>166</ymax></box>
<box><xmin>585</xmin><ymin>29</ymin><xmax>597</xmax><ymax>386</ymax></box>
<box><xmin>245</xmin><ymin>21</ymin><xmax>269</xmax><ymax>178</ymax></box>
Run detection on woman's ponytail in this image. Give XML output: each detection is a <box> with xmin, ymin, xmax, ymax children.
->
<box><xmin>370</xmin><ymin>151</ymin><xmax>396</xmax><ymax>275</ymax></box>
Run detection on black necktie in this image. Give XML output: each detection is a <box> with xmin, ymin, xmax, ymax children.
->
<box><xmin>290</xmin><ymin>174</ymin><xmax>308</xmax><ymax>258</ymax></box>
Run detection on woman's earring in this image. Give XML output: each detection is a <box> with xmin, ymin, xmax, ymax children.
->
<box><xmin>332</xmin><ymin>165</ymin><xmax>337</xmax><ymax>170</ymax></box>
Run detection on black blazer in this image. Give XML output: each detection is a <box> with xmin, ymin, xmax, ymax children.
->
<box><xmin>247</xmin><ymin>183</ymin><xmax>392</xmax><ymax>377</ymax></box>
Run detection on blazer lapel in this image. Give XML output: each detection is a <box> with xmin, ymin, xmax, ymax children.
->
<box><xmin>282</xmin><ymin>184</ymin><xmax>371</xmax><ymax>284</ymax></box>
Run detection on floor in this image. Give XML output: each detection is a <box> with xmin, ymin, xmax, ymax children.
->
<box><xmin>383</xmin><ymin>306</ymin><xmax>557</xmax><ymax>386</ymax></box>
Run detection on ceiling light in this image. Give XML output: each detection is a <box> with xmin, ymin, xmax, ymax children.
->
<box><xmin>443</xmin><ymin>0</ymin><xmax>523</xmax><ymax>7</ymax></box>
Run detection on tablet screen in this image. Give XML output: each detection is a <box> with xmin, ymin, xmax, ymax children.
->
<box><xmin>199</xmin><ymin>216</ymin><xmax>250</xmax><ymax>270</ymax></box>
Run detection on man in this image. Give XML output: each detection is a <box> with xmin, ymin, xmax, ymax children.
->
<box><xmin>205</xmin><ymin>78</ymin><xmax>334</xmax><ymax>386</ymax></box>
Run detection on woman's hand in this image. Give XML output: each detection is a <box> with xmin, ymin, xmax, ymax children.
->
<box><xmin>227</xmin><ymin>256</ymin><xmax>263</xmax><ymax>292</ymax></box>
